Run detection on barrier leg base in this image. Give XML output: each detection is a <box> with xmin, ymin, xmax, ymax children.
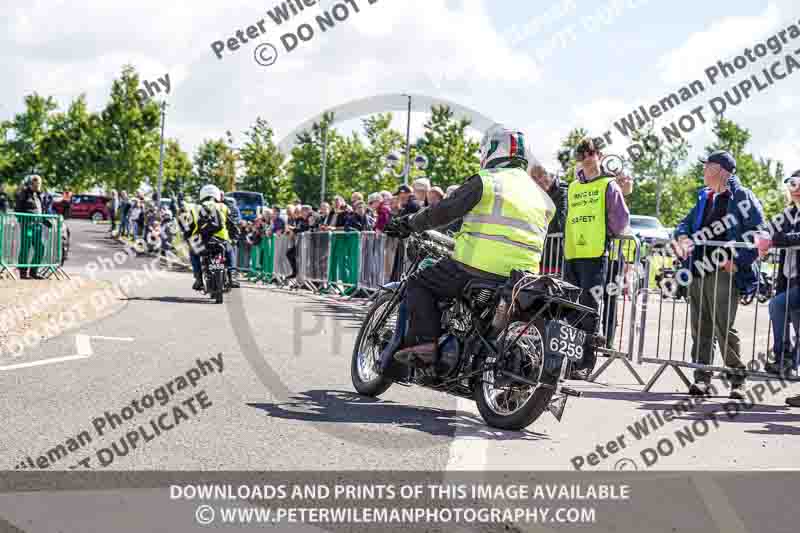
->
<box><xmin>0</xmin><ymin>264</ymin><xmax>18</xmax><ymax>280</ymax></box>
<box><xmin>642</xmin><ymin>362</ymin><xmax>693</xmax><ymax>393</ymax></box>
<box><xmin>588</xmin><ymin>353</ymin><xmax>645</xmax><ymax>385</ymax></box>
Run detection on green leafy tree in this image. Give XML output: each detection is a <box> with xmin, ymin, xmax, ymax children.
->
<box><xmin>239</xmin><ymin>117</ymin><xmax>290</xmax><ymax>204</ymax></box>
<box><xmin>38</xmin><ymin>95</ymin><xmax>101</xmax><ymax>192</ymax></box>
<box><xmin>3</xmin><ymin>93</ymin><xmax>57</xmax><ymax>179</ymax></box>
<box><xmin>416</xmin><ymin>105</ymin><xmax>480</xmax><ymax>188</ymax></box>
<box><xmin>159</xmin><ymin>139</ymin><xmax>193</xmax><ymax>196</ymax></box>
<box><xmin>625</xmin><ymin>123</ymin><xmax>689</xmax><ymax>222</ymax></box>
<box><xmin>556</xmin><ymin>128</ymin><xmax>589</xmax><ymax>181</ymax></box>
<box><xmin>0</xmin><ymin>121</ymin><xmax>18</xmax><ymax>187</ymax></box>
<box><xmin>99</xmin><ymin>65</ymin><xmax>161</xmax><ymax>193</ymax></box>
<box><xmin>361</xmin><ymin>113</ymin><xmax>407</xmax><ymax>193</ymax></box>
<box><xmin>287</xmin><ymin>112</ymin><xmax>340</xmax><ymax>205</ymax></box>
<box><xmin>191</xmin><ymin>134</ymin><xmax>237</xmax><ymax>195</ymax></box>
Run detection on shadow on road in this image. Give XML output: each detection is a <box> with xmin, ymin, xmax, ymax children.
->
<box><xmin>249</xmin><ymin>389</ymin><xmax>548</xmax><ymax>441</ymax></box>
<box><xmin>123</xmin><ymin>295</ymin><xmax>214</xmax><ymax>304</ymax></box>
<box><xmin>582</xmin><ymin>389</ymin><xmax>800</xmax><ymax>433</ymax></box>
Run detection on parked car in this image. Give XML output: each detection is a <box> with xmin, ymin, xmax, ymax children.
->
<box><xmin>629</xmin><ymin>215</ymin><xmax>671</xmax><ymax>246</ymax></box>
<box><xmin>52</xmin><ymin>194</ymin><xmax>111</xmax><ymax>222</ymax></box>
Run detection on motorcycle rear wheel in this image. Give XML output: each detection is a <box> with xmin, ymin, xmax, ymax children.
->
<box><xmin>475</xmin><ymin>323</ymin><xmax>554</xmax><ymax>431</ymax></box>
<box><xmin>351</xmin><ymin>291</ymin><xmax>397</xmax><ymax>397</ymax></box>
<box><xmin>213</xmin><ymin>270</ymin><xmax>225</xmax><ymax>304</ymax></box>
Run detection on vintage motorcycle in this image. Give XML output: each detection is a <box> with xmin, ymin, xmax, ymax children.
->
<box><xmin>350</xmin><ymin>230</ymin><xmax>600</xmax><ymax>430</ymax></box>
<box><xmin>200</xmin><ymin>237</ymin><xmax>229</xmax><ymax>304</ymax></box>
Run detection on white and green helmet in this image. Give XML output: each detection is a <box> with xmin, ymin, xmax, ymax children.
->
<box><xmin>479</xmin><ymin>124</ymin><xmax>529</xmax><ymax>169</ymax></box>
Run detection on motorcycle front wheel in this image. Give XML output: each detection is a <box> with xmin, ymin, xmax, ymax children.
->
<box><xmin>351</xmin><ymin>291</ymin><xmax>397</xmax><ymax>397</ymax></box>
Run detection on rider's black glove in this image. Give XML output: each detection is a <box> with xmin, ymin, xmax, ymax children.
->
<box><xmin>384</xmin><ymin>215</ymin><xmax>414</xmax><ymax>239</ymax></box>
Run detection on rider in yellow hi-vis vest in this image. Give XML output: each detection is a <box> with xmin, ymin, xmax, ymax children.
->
<box><xmin>383</xmin><ymin>125</ymin><xmax>555</xmax><ymax>364</ymax></box>
<box><xmin>453</xmin><ymin>167</ymin><xmax>552</xmax><ymax>276</ymax></box>
<box><xmin>191</xmin><ymin>184</ymin><xmax>240</xmax><ymax>290</ymax></box>
<box><xmin>563</xmin><ymin>137</ymin><xmax>632</xmax><ymax>381</ymax></box>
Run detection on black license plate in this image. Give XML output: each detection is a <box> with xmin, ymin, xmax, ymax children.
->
<box><xmin>544</xmin><ymin>321</ymin><xmax>586</xmax><ymax>362</ymax></box>
<box><xmin>209</xmin><ymin>261</ymin><xmax>225</xmax><ymax>271</ymax></box>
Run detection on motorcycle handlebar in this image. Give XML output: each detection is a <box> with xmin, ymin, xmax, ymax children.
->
<box><xmin>421</xmin><ymin>230</ymin><xmax>455</xmax><ymax>250</ymax></box>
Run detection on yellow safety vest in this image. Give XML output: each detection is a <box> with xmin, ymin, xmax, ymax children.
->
<box><xmin>178</xmin><ymin>203</ymin><xmax>200</xmax><ymax>237</ymax></box>
<box><xmin>452</xmin><ymin>168</ymin><xmax>553</xmax><ymax>277</ymax></box>
<box><xmin>201</xmin><ymin>200</ymin><xmax>230</xmax><ymax>241</ymax></box>
<box><xmin>564</xmin><ymin>177</ymin><xmax>614</xmax><ymax>260</ymax></box>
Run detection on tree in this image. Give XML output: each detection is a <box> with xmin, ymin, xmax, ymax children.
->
<box><xmin>3</xmin><ymin>93</ymin><xmax>57</xmax><ymax>179</ymax></box>
<box><xmin>99</xmin><ymin>65</ymin><xmax>161</xmax><ymax>193</ymax></box>
<box><xmin>361</xmin><ymin>113</ymin><xmax>407</xmax><ymax>193</ymax></box>
<box><xmin>625</xmin><ymin>123</ymin><xmax>689</xmax><ymax>221</ymax></box>
<box><xmin>38</xmin><ymin>95</ymin><xmax>101</xmax><ymax>192</ymax></box>
<box><xmin>416</xmin><ymin>105</ymin><xmax>480</xmax><ymax>188</ymax></box>
<box><xmin>239</xmin><ymin>117</ymin><xmax>290</xmax><ymax>204</ymax></box>
<box><xmin>556</xmin><ymin>128</ymin><xmax>589</xmax><ymax>181</ymax></box>
<box><xmin>287</xmin><ymin>112</ymin><xmax>339</xmax><ymax>205</ymax></box>
<box><xmin>191</xmin><ymin>134</ymin><xmax>237</xmax><ymax>195</ymax></box>
<box><xmin>159</xmin><ymin>139</ymin><xmax>193</xmax><ymax>196</ymax></box>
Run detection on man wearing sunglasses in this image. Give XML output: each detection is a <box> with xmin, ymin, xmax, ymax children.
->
<box><xmin>563</xmin><ymin>138</ymin><xmax>633</xmax><ymax>380</ymax></box>
<box><xmin>673</xmin><ymin>150</ymin><xmax>764</xmax><ymax>399</ymax></box>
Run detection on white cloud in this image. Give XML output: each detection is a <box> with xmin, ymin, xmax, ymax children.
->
<box><xmin>657</xmin><ymin>3</ymin><xmax>781</xmax><ymax>85</ymax></box>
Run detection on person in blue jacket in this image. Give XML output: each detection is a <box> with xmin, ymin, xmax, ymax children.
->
<box><xmin>673</xmin><ymin>150</ymin><xmax>764</xmax><ymax>399</ymax></box>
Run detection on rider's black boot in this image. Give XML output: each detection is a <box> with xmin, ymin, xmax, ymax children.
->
<box><xmin>192</xmin><ymin>274</ymin><xmax>203</xmax><ymax>291</ymax></box>
<box><xmin>228</xmin><ymin>270</ymin><xmax>240</xmax><ymax>289</ymax></box>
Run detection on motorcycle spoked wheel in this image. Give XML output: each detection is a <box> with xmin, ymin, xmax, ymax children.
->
<box><xmin>475</xmin><ymin>321</ymin><xmax>554</xmax><ymax>431</ymax></box>
<box><xmin>351</xmin><ymin>291</ymin><xmax>398</xmax><ymax>397</ymax></box>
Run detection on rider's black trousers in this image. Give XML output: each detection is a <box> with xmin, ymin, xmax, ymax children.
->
<box><xmin>404</xmin><ymin>258</ymin><xmax>505</xmax><ymax>347</ymax></box>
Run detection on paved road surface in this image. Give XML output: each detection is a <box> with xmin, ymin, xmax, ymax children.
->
<box><xmin>2</xmin><ymin>220</ymin><xmax>799</xmax><ymax>473</ymax></box>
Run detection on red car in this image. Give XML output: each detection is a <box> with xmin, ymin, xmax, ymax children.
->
<box><xmin>53</xmin><ymin>194</ymin><xmax>110</xmax><ymax>222</ymax></box>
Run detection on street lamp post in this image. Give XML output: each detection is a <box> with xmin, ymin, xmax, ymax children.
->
<box><xmin>155</xmin><ymin>101</ymin><xmax>167</xmax><ymax>218</ymax></box>
<box><xmin>384</xmin><ymin>151</ymin><xmax>428</xmax><ymax>182</ymax></box>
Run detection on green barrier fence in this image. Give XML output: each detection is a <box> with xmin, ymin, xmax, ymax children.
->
<box><xmin>327</xmin><ymin>232</ymin><xmax>361</xmax><ymax>295</ymax></box>
<box><xmin>259</xmin><ymin>235</ymin><xmax>275</xmax><ymax>282</ymax></box>
<box><xmin>0</xmin><ymin>212</ymin><xmax>67</xmax><ymax>279</ymax></box>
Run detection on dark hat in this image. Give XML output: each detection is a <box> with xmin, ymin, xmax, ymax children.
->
<box><xmin>395</xmin><ymin>184</ymin><xmax>412</xmax><ymax>194</ymax></box>
<box><xmin>783</xmin><ymin>169</ymin><xmax>800</xmax><ymax>183</ymax></box>
<box><xmin>698</xmin><ymin>150</ymin><xmax>736</xmax><ymax>173</ymax></box>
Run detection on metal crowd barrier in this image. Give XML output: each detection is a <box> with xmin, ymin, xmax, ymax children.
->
<box><xmin>296</xmin><ymin>232</ymin><xmax>330</xmax><ymax>291</ymax></box>
<box><xmin>638</xmin><ymin>239</ymin><xmax>800</xmax><ymax>391</ymax></box>
<box><xmin>273</xmin><ymin>234</ymin><xmax>295</xmax><ymax>284</ymax></box>
<box><xmin>539</xmin><ymin>233</ymin><xmax>647</xmax><ymax>384</ymax></box>
<box><xmin>357</xmin><ymin>232</ymin><xmax>401</xmax><ymax>295</ymax></box>
<box><xmin>0</xmin><ymin>212</ymin><xmax>68</xmax><ymax>280</ymax></box>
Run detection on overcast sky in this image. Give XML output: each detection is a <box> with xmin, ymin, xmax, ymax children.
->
<box><xmin>2</xmin><ymin>0</ymin><xmax>798</xmax><ymax>176</ymax></box>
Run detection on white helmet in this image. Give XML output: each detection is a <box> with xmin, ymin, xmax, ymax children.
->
<box><xmin>198</xmin><ymin>184</ymin><xmax>221</xmax><ymax>202</ymax></box>
<box><xmin>479</xmin><ymin>124</ymin><xmax>528</xmax><ymax>169</ymax></box>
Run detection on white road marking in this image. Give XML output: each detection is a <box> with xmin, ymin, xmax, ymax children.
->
<box><xmin>75</xmin><ymin>334</ymin><xmax>93</xmax><ymax>356</ymax></box>
<box><xmin>0</xmin><ymin>354</ymin><xmax>90</xmax><ymax>371</ymax></box>
<box><xmin>78</xmin><ymin>243</ymin><xmax>100</xmax><ymax>250</ymax></box>
<box><xmin>445</xmin><ymin>398</ymin><xmax>490</xmax><ymax>470</ymax></box>
<box><xmin>0</xmin><ymin>335</ymin><xmax>134</xmax><ymax>372</ymax></box>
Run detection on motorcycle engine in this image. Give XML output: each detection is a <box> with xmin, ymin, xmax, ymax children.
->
<box><xmin>435</xmin><ymin>334</ymin><xmax>462</xmax><ymax>378</ymax></box>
